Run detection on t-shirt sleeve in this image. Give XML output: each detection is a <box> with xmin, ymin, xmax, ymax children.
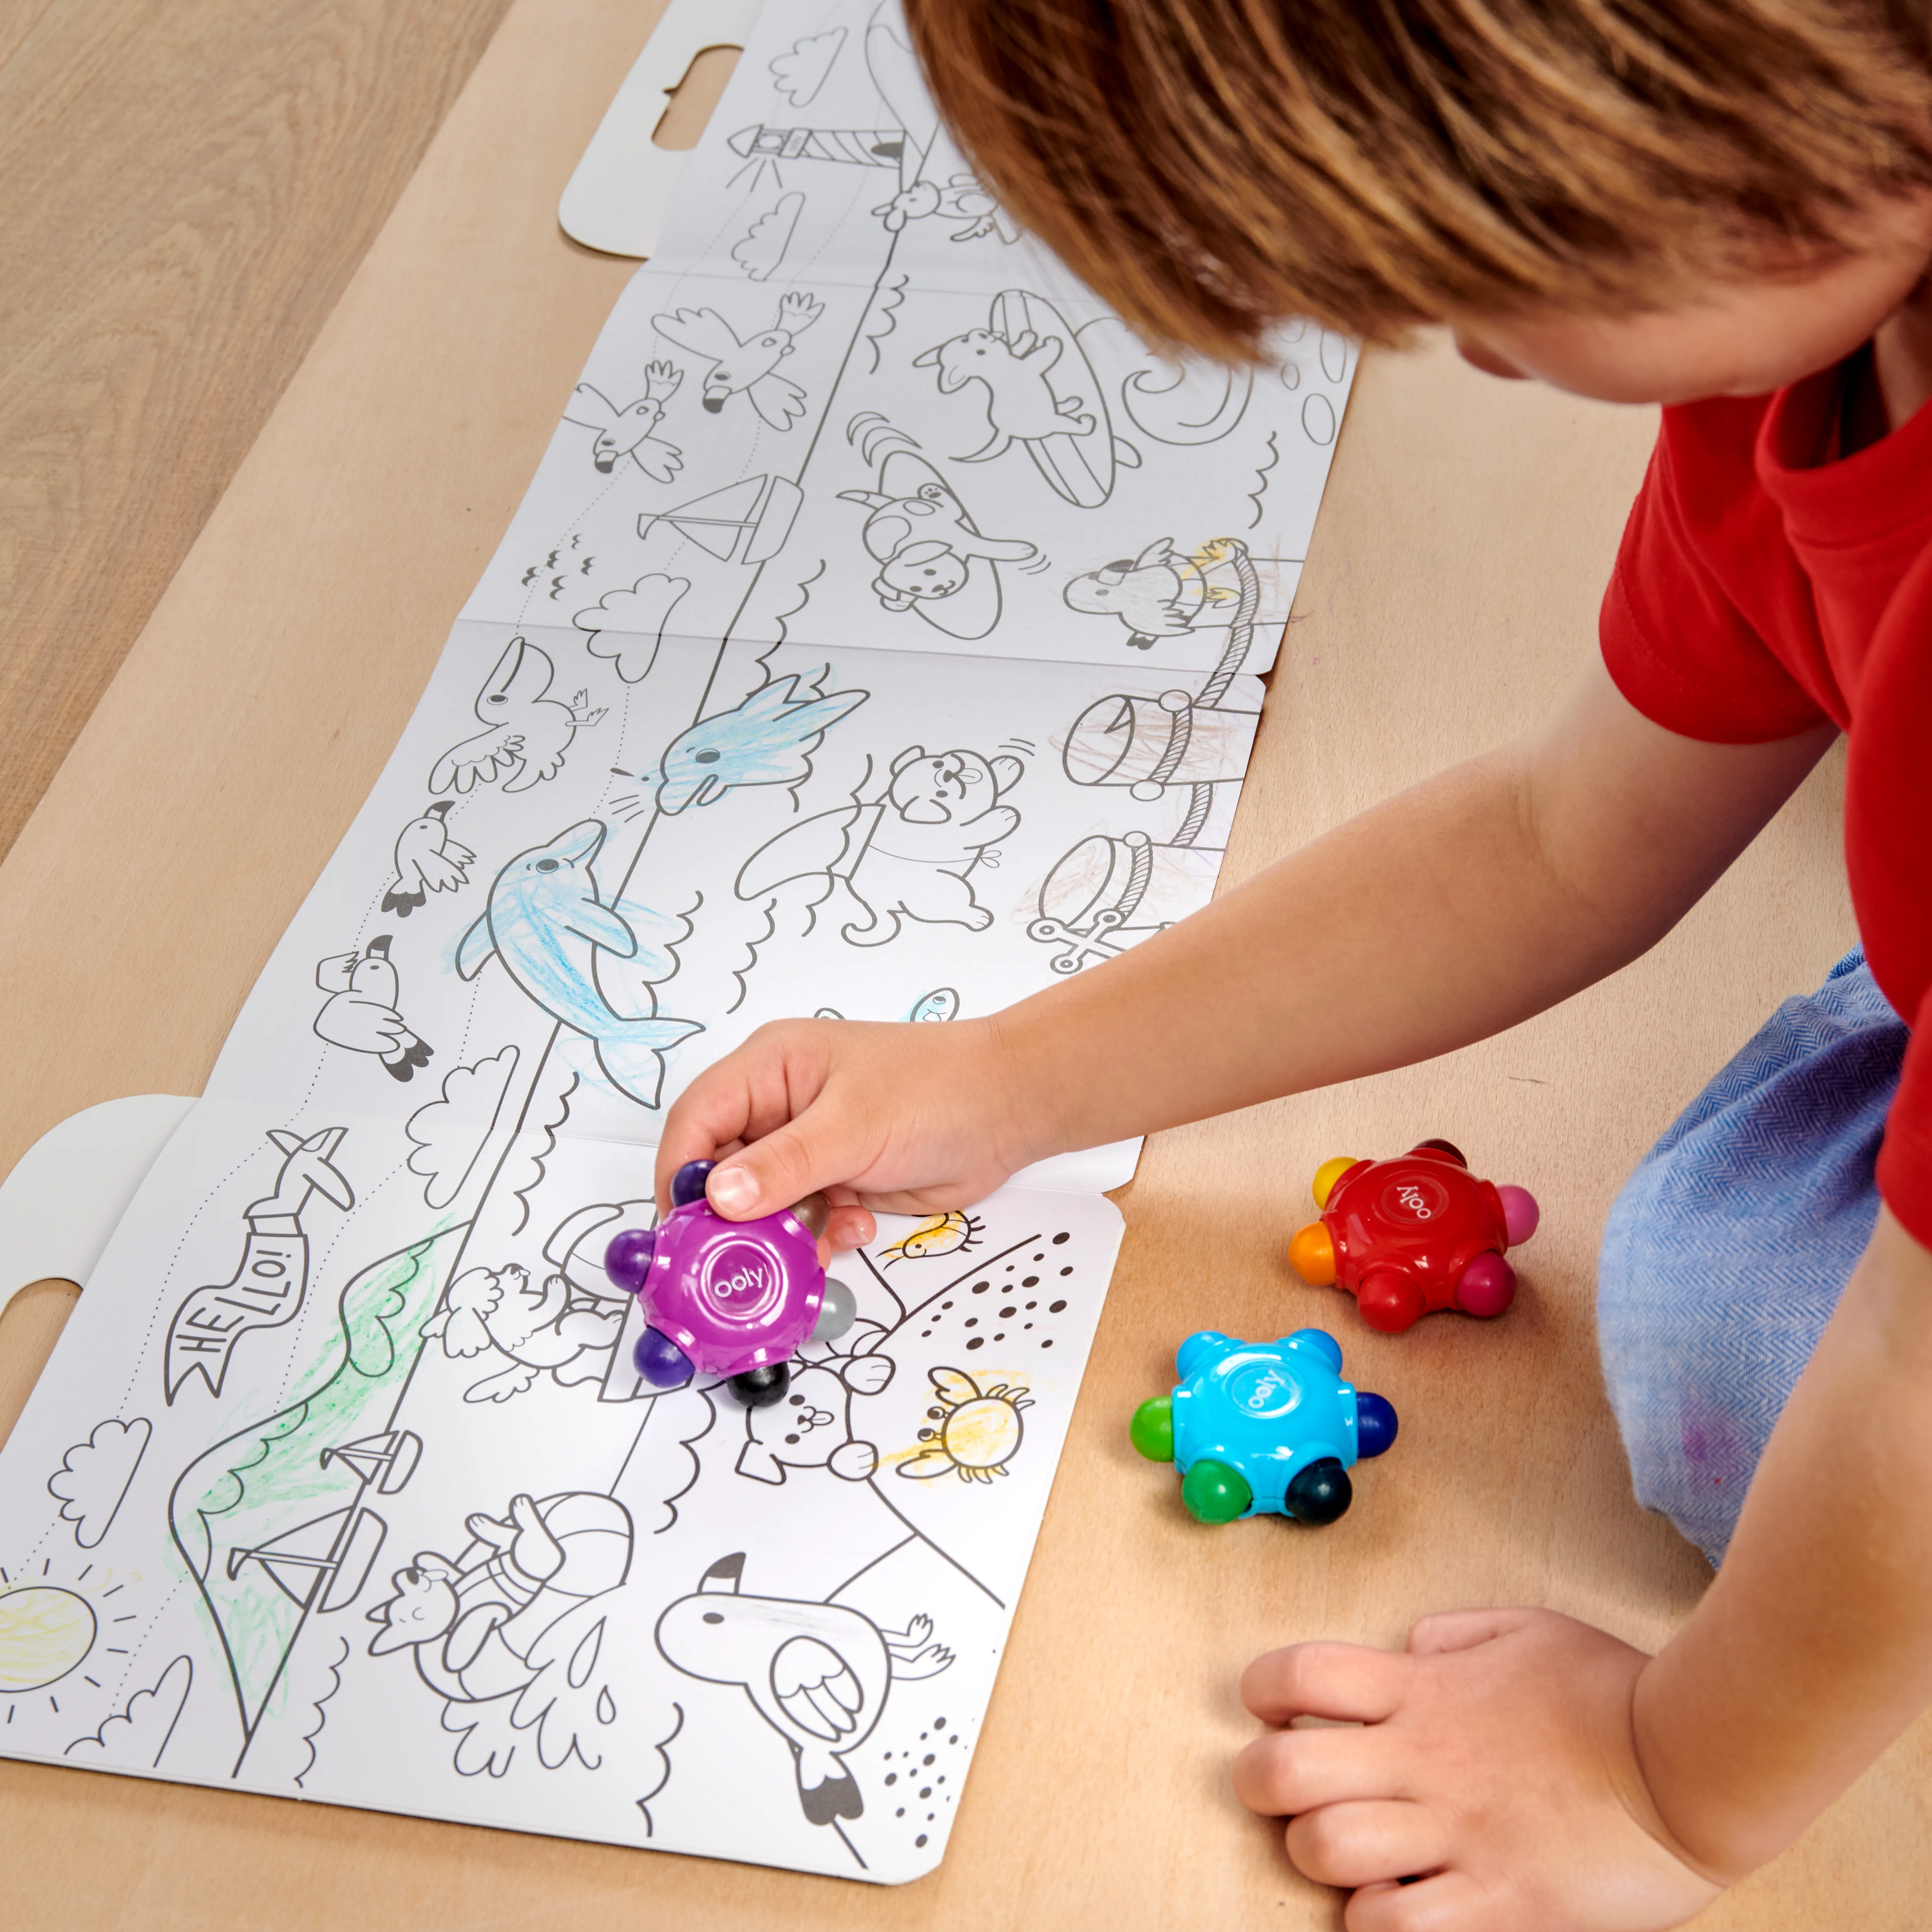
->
<box><xmin>1600</xmin><ymin>407</ymin><xmax>1833</xmax><ymax>744</ymax></box>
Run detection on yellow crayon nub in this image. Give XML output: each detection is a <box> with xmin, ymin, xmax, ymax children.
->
<box><xmin>1311</xmin><ymin>1156</ymin><xmax>1359</xmax><ymax>1210</ymax></box>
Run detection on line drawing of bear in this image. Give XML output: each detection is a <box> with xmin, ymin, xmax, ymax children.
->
<box><xmin>736</xmin><ymin>1320</ymin><xmax>896</xmax><ymax>1484</ymax></box>
<box><xmin>734</xmin><ymin>744</ymin><xmax>1024</xmax><ymax>948</ymax></box>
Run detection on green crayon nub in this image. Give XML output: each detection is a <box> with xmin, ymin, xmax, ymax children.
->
<box><xmin>1130</xmin><ymin>1395</ymin><xmax>1175</xmax><ymax>1463</ymax></box>
<box><xmin>1181</xmin><ymin>1457</ymin><xmax>1252</xmax><ymax>1524</ymax></box>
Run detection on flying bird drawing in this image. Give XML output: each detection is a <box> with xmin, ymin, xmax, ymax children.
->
<box><xmin>651</xmin><ymin>291</ymin><xmax>824</xmax><ymax>430</ymax></box>
<box><xmin>312</xmin><ymin>934</ymin><xmax>431</xmax><ymax>1080</ymax></box>
<box><xmin>430</xmin><ymin>636</ymin><xmax>605</xmax><ymax>796</ymax></box>
<box><xmin>419</xmin><ymin>1262</ymin><xmax>623</xmax><ymax>1403</ymax></box>
<box><xmin>560</xmin><ymin>360</ymin><xmax>685</xmax><ymax>480</ymax></box>
<box><xmin>382</xmin><ymin>801</ymin><xmax>476</xmax><ymax>916</ymax></box>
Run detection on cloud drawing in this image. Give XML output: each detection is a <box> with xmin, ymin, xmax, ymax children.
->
<box><xmin>770</xmin><ymin>27</ymin><xmax>844</xmax><ymax>106</ymax></box>
<box><xmin>575</xmin><ymin>573</ymin><xmax>690</xmax><ymax>684</ymax></box>
<box><xmin>48</xmin><ymin>1416</ymin><xmax>151</xmax><ymax>1548</ymax></box>
<box><xmin>406</xmin><ymin>1046</ymin><xmax>520</xmax><ymax>1209</ymax></box>
<box><xmin>66</xmin><ymin>1654</ymin><xmax>193</xmax><ymax>1768</ymax></box>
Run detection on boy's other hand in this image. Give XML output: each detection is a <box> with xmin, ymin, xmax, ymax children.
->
<box><xmin>654</xmin><ymin>1014</ymin><xmax>1045</xmax><ymax>1252</ymax></box>
<box><xmin>1233</xmin><ymin>1608</ymin><xmax>1725</xmax><ymax>1931</ymax></box>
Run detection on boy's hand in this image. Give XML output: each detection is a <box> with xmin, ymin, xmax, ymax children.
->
<box><xmin>654</xmin><ymin>1014</ymin><xmax>1048</xmax><ymax>1251</ymax></box>
<box><xmin>1233</xmin><ymin>1609</ymin><xmax>1725</xmax><ymax>1931</ymax></box>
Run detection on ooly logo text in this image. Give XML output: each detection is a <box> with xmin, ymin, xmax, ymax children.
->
<box><xmin>701</xmin><ymin>1240</ymin><xmax>785</xmax><ymax>1323</ymax></box>
<box><xmin>1226</xmin><ymin>1359</ymin><xmax>1303</xmax><ymax>1420</ymax></box>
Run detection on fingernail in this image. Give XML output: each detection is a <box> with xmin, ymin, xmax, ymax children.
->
<box><xmin>708</xmin><ymin>1166</ymin><xmax>757</xmax><ymax>1216</ymax></box>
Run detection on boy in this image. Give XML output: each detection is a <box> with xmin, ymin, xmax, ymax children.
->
<box><xmin>659</xmin><ymin>3</ymin><xmax>1932</xmax><ymax>1925</ymax></box>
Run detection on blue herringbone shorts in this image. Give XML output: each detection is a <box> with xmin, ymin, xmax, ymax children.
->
<box><xmin>1597</xmin><ymin>949</ymin><xmax>1906</xmax><ymax>1565</ymax></box>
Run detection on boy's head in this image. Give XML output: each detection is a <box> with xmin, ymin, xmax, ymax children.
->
<box><xmin>905</xmin><ymin>0</ymin><xmax>1932</xmax><ymax>394</ymax></box>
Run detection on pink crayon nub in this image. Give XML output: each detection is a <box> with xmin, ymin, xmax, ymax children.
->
<box><xmin>1455</xmin><ymin>1252</ymin><xmax>1517</xmax><ymax>1319</ymax></box>
<box><xmin>1497</xmin><ymin>1186</ymin><xmax>1540</xmax><ymax>1248</ymax></box>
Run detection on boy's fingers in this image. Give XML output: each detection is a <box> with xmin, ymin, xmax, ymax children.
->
<box><xmin>1345</xmin><ymin>1871</ymin><xmax>1486</xmax><ymax>1932</ymax></box>
<box><xmin>1405</xmin><ymin>1608</ymin><xmax>1535</xmax><ymax>1656</ymax></box>
<box><xmin>1242</xmin><ymin>1642</ymin><xmax>1411</xmax><ymax>1725</ymax></box>
<box><xmin>1283</xmin><ymin>1799</ymin><xmax>1448</xmax><ymax>1891</ymax></box>
<box><xmin>1232</xmin><ymin>1723</ymin><xmax>1400</xmax><ymax>1816</ymax></box>
<box><xmin>825</xmin><ymin>1203</ymin><xmax>876</xmax><ymax>1253</ymax></box>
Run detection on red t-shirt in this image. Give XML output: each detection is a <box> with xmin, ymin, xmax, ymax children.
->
<box><xmin>1600</xmin><ymin>367</ymin><xmax>1932</xmax><ymax>1249</ymax></box>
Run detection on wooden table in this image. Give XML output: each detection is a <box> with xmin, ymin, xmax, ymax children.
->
<box><xmin>2</xmin><ymin>2</ymin><xmax>1920</xmax><ymax>1926</ymax></box>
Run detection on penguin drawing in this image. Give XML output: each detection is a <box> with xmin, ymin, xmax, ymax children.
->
<box><xmin>656</xmin><ymin>1552</ymin><xmax>952</xmax><ymax>1824</ymax></box>
<box><xmin>381</xmin><ymin>801</ymin><xmax>476</xmax><ymax>916</ymax></box>
<box><xmin>312</xmin><ymin>934</ymin><xmax>431</xmax><ymax>1081</ymax></box>
<box><xmin>429</xmin><ymin>636</ymin><xmax>606</xmax><ymax>797</ymax></box>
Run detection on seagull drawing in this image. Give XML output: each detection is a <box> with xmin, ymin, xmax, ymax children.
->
<box><xmin>419</xmin><ymin>1262</ymin><xmax>623</xmax><ymax>1403</ymax></box>
<box><xmin>381</xmin><ymin>801</ymin><xmax>476</xmax><ymax>916</ymax></box>
<box><xmin>651</xmin><ymin>290</ymin><xmax>824</xmax><ymax>430</ymax></box>
<box><xmin>560</xmin><ymin>360</ymin><xmax>684</xmax><ymax>480</ymax></box>
<box><xmin>430</xmin><ymin>636</ymin><xmax>605</xmax><ymax>796</ymax></box>
<box><xmin>312</xmin><ymin>934</ymin><xmax>431</xmax><ymax>1080</ymax></box>
<box><xmin>655</xmin><ymin>1552</ymin><xmax>953</xmax><ymax>1825</ymax></box>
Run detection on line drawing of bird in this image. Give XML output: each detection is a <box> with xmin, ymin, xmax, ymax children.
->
<box><xmin>560</xmin><ymin>360</ymin><xmax>685</xmax><ymax>480</ymax></box>
<box><xmin>651</xmin><ymin>291</ymin><xmax>825</xmax><ymax>430</ymax></box>
<box><xmin>312</xmin><ymin>934</ymin><xmax>431</xmax><ymax>1081</ymax></box>
<box><xmin>381</xmin><ymin>801</ymin><xmax>476</xmax><ymax>916</ymax></box>
<box><xmin>429</xmin><ymin>636</ymin><xmax>605</xmax><ymax>796</ymax></box>
<box><xmin>1062</xmin><ymin>536</ymin><xmax>1244</xmax><ymax>645</ymax></box>
<box><xmin>656</xmin><ymin>1552</ymin><xmax>953</xmax><ymax>1824</ymax></box>
<box><xmin>419</xmin><ymin>1262</ymin><xmax>625</xmax><ymax>1403</ymax></box>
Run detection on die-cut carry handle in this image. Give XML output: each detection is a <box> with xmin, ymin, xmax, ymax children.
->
<box><xmin>560</xmin><ymin>0</ymin><xmax>765</xmax><ymax>259</ymax></box>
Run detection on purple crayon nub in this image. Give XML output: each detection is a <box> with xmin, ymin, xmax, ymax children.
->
<box><xmin>603</xmin><ymin>1226</ymin><xmax>658</xmax><ymax>1294</ymax></box>
<box><xmin>670</xmin><ymin>1159</ymin><xmax>715</xmax><ymax>1209</ymax></box>
<box><xmin>634</xmin><ymin>1325</ymin><xmax>694</xmax><ymax>1389</ymax></box>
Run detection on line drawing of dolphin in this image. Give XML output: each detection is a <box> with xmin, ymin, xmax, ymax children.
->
<box><xmin>455</xmin><ymin>820</ymin><xmax>703</xmax><ymax>1108</ymax></box>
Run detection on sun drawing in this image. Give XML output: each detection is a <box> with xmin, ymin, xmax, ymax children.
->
<box><xmin>900</xmin><ymin>1368</ymin><xmax>1032</xmax><ymax>1483</ymax></box>
<box><xmin>0</xmin><ymin>1585</ymin><xmax>99</xmax><ymax>1694</ymax></box>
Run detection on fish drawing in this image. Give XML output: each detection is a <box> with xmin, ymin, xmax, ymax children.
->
<box><xmin>656</xmin><ymin>668</ymin><xmax>867</xmax><ymax>814</ymax></box>
<box><xmin>455</xmin><ymin>820</ymin><xmax>701</xmax><ymax>1108</ymax></box>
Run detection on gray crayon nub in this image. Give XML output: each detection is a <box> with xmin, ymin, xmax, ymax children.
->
<box><xmin>810</xmin><ymin>1276</ymin><xmax>857</xmax><ymax>1342</ymax></box>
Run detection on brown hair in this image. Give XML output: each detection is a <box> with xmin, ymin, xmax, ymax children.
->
<box><xmin>904</xmin><ymin>0</ymin><xmax>1932</xmax><ymax>355</ymax></box>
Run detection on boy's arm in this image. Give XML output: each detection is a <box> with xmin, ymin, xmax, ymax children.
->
<box><xmin>660</xmin><ymin>659</ymin><xmax>1834</xmax><ymax>1226</ymax></box>
<box><xmin>1233</xmin><ymin>1210</ymin><xmax>1932</xmax><ymax>1931</ymax></box>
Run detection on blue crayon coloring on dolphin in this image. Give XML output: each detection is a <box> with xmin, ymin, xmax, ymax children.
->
<box><xmin>656</xmin><ymin>668</ymin><xmax>867</xmax><ymax>814</ymax></box>
<box><xmin>456</xmin><ymin>820</ymin><xmax>702</xmax><ymax>1108</ymax></box>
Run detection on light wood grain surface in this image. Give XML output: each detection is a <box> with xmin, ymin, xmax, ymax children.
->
<box><xmin>0</xmin><ymin>0</ymin><xmax>514</xmax><ymax>867</ymax></box>
<box><xmin>1</xmin><ymin>0</ymin><xmax>1922</xmax><ymax>1926</ymax></box>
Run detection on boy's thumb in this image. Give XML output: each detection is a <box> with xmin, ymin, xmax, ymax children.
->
<box><xmin>706</xmin><ymin>1130</ymin><xmax>824</xmax><ymax>1222</ymax></box>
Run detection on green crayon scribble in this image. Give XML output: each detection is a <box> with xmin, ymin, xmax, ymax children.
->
<box><xmin>168</xmin><ymin>1219</ymin><xmax>465</xmax><ymax>1741</ymax></box>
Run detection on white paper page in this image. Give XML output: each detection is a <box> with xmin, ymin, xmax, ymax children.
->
<box><xmin>0</xmin><ymin>0</ymin><xmax>1361</xmax><ymax>1880</ymax></box>
<box><xmin>461</xmin><ymin>0</ymin><xmax>1358</xmax><ymax>675</ymax></box>
<box><xmin>0</xmin><ymin>1095</ymin><xmax>1119</xmax><ymax>1881</ymax></box>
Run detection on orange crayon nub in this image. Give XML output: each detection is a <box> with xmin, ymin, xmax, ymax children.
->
<box><xmin>1289</xmin><ymin>1221</ymin><xmax>1336</xmax><ymax>1286</ymax></box>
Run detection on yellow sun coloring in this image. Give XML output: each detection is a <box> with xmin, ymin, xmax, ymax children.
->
<box><xmin>880</xmin><ymin>1211</ymin><xmax>984</xmax><ymax>1267</ymax></box>
<box><xmin>898</xmin><ymin>1368</ymin><xmax>1033</xmax><ymax>1484</ymax></box>
<box><xmin>0</xmin><ymin>1586</ymin><xmax>99</xmax><ymax>1692</ymax></box>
